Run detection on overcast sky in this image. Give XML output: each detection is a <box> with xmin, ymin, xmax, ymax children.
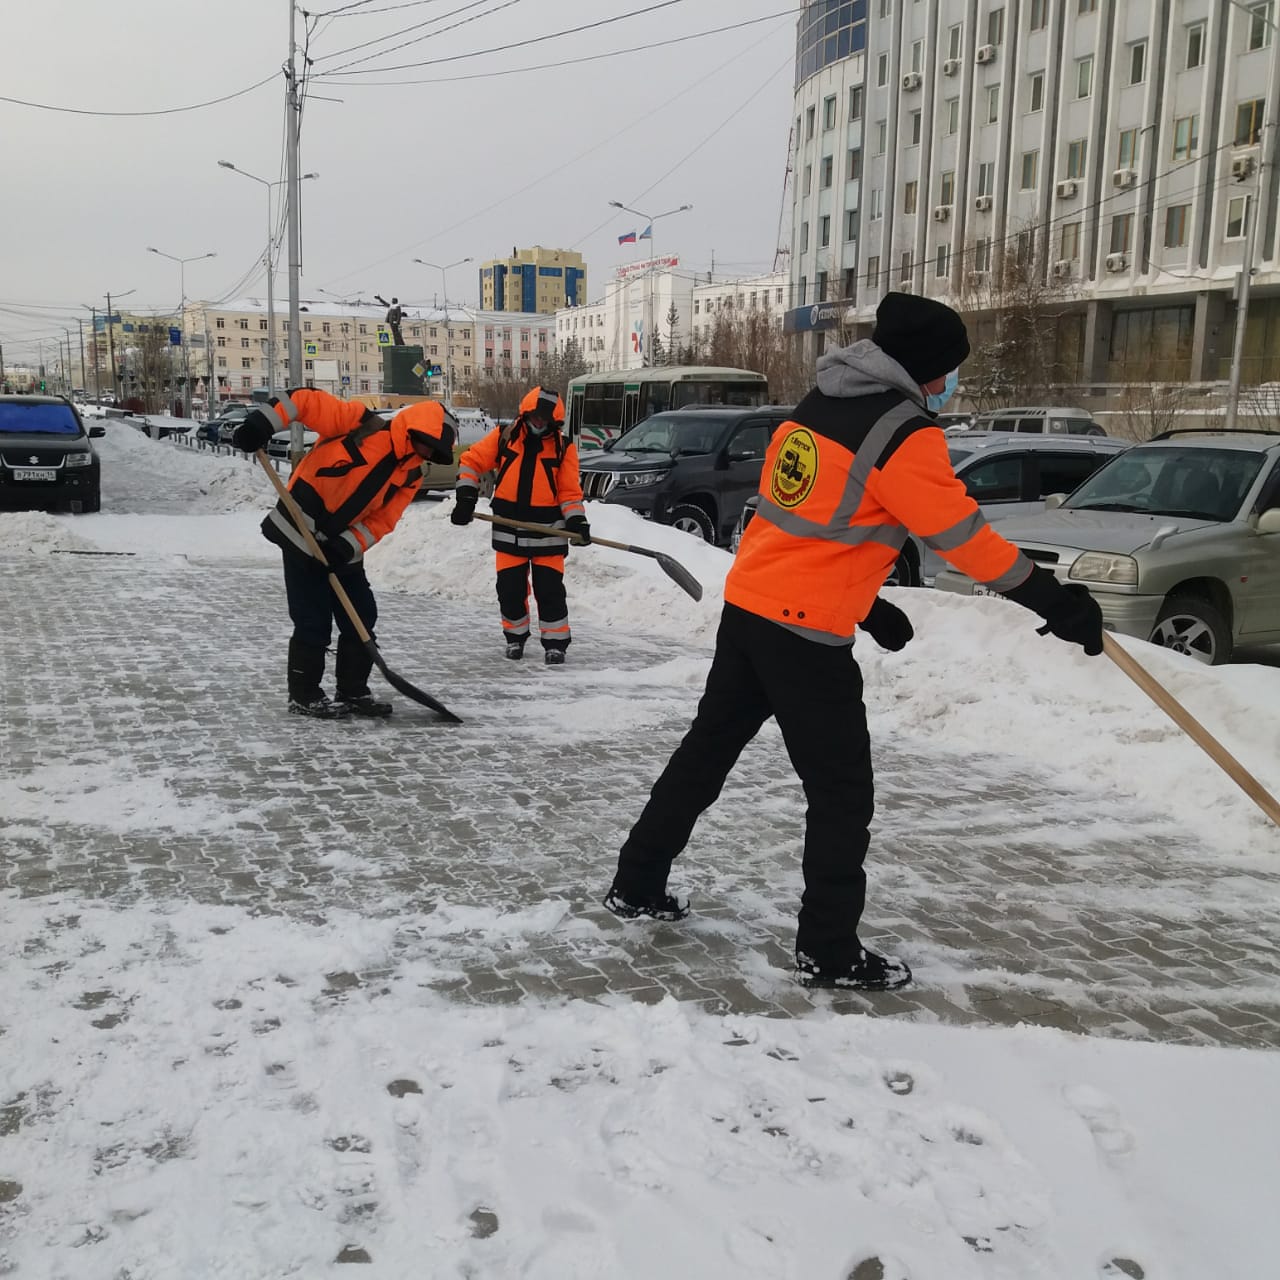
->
<box><xmin>0</xmin><ymin>0</ymin><xmax>798</xmax><ymax>363</ymax></box>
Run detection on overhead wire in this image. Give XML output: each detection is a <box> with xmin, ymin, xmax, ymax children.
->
<box><xmin>0</xmin><ymin>72</ymin><xmax>279</xmax><ymax>117</ymax></box>
<box><xmin>313</xmin><ymin>0</ymin><xmax>516</xmax><ymax>70</ymax></box>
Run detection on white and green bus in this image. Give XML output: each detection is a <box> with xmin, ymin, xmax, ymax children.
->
<box><xmin>566</xmin><ymin>366</ymin><xmax>769</xmax><ymax>450</ymax></box>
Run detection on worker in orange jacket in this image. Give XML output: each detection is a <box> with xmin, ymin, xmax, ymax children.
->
<box><xmin>604</xmin><ymin>292</ymin><xmax>1104</xmax><ymax>991</ymax></box>
<box><xmin>234</xmin><ymin>389</ymin><xmax>457</xmax><ymax>719</ymax></box>
<box><xmin>450</xmin><ymin>387</ymin><xmax>590</xmax><ymax>665</ymax></box>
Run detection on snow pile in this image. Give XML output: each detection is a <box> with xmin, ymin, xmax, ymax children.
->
<box><xmin>0</xmin><ymin>511</ymin><xmax>94</xmax><ymax>555</ymax></box>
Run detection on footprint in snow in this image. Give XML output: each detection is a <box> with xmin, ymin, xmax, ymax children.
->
<box><xmin>1063</xmin><ymin>1084</ymin><xmax>1136</xmax><ymax>1164</ymax></box>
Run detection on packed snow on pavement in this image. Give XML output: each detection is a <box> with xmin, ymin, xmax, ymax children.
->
<box><xmin>1</xmin><ymin>422</ymin><xmax>1277</xmax><ymax>1278</ymax></box>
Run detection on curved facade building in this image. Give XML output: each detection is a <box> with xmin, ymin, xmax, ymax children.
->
<box><xmin>787</xmin><ymin>0</ymin><xmax>1280</xmax><ymax>387</ymax></box>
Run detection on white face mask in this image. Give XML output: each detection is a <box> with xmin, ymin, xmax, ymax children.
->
<box><xmin>925</xmin><ymin>369</ymin><xmax>959</xmax><ymax>414</ymax></box>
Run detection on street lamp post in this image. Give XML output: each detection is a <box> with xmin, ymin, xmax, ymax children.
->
<box><xmin>608</xmin><ymin>201</ymin><xmax>692</xmax><ymax>367</ymax></box>
<box><xmin>219</xmin><ymin>162</ymin><xmax>318</xmax><ymax>399</ymax></box>
<box><xmin>147</xmin><ymin>247</ymin><xmax>216</xmax><ymax>417</ymax></box>
<box><xmin>412</xmin><ymin>257</ymin><xmax>473</xmax><ymax>403</ymax></box>
<box><xmin>103</xmin><ymin>288</ymin><xmax>135</xmax><ymax>405</ymax></box>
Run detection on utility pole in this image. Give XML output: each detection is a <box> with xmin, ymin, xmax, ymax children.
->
<box><xmin>77</xmin><ymin>319</ymin><xmax>87</xmax><ymax>397</ymax></box>
<box><xmin>104</xmin><ymin>296</ymin><xmax>117</xmax><ymax>401</ymax></box>
<box><xmin>285</xmin><ymin>0</ymin><xmax>305</xmax><ymax>463</ymax></box>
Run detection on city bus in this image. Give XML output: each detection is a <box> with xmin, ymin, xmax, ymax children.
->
<box><xmin>565</xmin><ymin>366</ymin><xmax>769</xmax><ymax>450</ymax></box>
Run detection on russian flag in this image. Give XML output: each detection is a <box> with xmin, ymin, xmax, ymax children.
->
<box><xmin>639</xmin><ymin>225</ymin><xmax>652</xmax><ymax>240</ymax></box>
<box><xmin>617</xmin><ymin>229</ymin><xmax>637</xmax><ymax>245</ymax></box>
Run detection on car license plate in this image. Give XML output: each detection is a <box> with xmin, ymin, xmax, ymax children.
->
<box><xmin>14</xmin><ymin>468</ymin><xmax>57</xmax><ymax>482</ymax></box>
<box><xmin>972</xmin><ymin>584</ymin><xmax>1001</xmax><ymax>598</ymax></box>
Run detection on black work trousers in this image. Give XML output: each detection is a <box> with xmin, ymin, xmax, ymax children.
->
<box><xmin>496</xmin><ymin>555</ymin><xmax>570</xmax><ymax>651</ymax></box>
<box><xmin>615</xmin><ymin>603</ymin><xmax>875</xmax><ymax>969</ymax></box>
<box><xmin>281</xmin><ymin>550</ymin><xmax>378</xmax><ymax>699</ymax></box>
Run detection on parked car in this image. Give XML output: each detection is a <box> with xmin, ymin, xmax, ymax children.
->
<box><xmin>933</xmin><ymin>430</ymin><xmax>1280</xmax><ymax>664</ymax></box>
<box><xmin>213</xmin><ymin>403</ymin><xmax>254</xmax><ymax>445</ymax></box>
<box><xmin>733</xmin><ymin>431</ymin><xmax>1130</xmax><ymax>585</ymax></box>
<box><xmin>969</xmin><ymin>406</ymin><xmax>1108</xmax><ymax>436</ymax></box>
<box><xmin>579</xmin><ymin>406</ymin><xmax>794</xmax><ymax>545</ymax></box>
<box><xmin>0</xmin><ymin>394</ymin><xmax>104</xmax><ymax>513</ymax></box>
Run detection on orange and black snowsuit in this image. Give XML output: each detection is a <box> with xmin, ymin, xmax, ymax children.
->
<box><xmin>613</xmin><ymin>340</ymin><xmax>1035</xmax><ymax>972</ymax></box>
<box><xmin>456</xmin><ymin>420</ymin><xmax>585</xmax><ymax>651</ymax></box>
<box><xmin>258</xmin><ymin>388</ymin><xmax>447</xmax><ymax>704</ymax></box>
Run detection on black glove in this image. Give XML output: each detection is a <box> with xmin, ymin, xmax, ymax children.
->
<box><xmin>565</xmin><ymin>514</ymin><xmax>591</xmax><ymax>546</ymax></box>
<box><xmin>321</xmin><ymin>532</ymin><xmax>356</xmax><ymax>569</ymax></box>
<box><xmin>451</xmin><ymin>488</ymin><xmax>477</xmax><ymax>526</ymax></box>
<box><xmin>231</xmin><ymin>408</ymin><xmax>277</xmax><ymax>454</ymax></box>
<box><xmin>1004</xmin><ymin>566</ymin><xmax>1104</xmax><ymax>656</ymax></box>
<box><xmin>860</xmin><ymin>596</ymin><xmax>914</xmax><ymax>651</ymax></box>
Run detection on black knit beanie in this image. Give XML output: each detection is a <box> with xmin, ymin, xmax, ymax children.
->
<box><xmin>871</xmin><ymin>291</ymin><xmax>971</xmax><ymax>384</ymax></box>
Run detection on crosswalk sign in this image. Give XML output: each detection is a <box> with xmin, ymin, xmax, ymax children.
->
<box><xmin>377</xmin><ymin>330</ymin><xmax>391</xmax><ymax>346</ymax></box>
<box><xmin>304</xmin><ymin>341</ymin><xmax>318</xmax><ymax>356</ymax></box>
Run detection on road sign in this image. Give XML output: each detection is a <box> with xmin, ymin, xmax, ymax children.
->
<box><xmin>304</xmin><ymin>341</ymin><xmax>318</xmax><ymax>356</ymax></box>
<box><xmin>377</xmin><ymin>331</ymin><xmax>391</xmax><ymax>346</ymax></box>
<box><xmin>341</xmin><ymin>375</ymin><xmax>351</xmax><ymax>384</ymax></box>
<box><xmin>411</xmin><ymin>362</ymin><xmax>425</xmax><ymax>378</ymax></box>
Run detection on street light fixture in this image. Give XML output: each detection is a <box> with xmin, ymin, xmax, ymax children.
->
<box><xmin>607</xmin><ymin>201</ymin><xmax>692</xmax><ymax>367</ymax></box>
<box><xmin>147</xmin><ymin>247</ymin><xmax>216</xmax><ymax>417</ymax></box>
<box><xmin>412</xmin><ymin>257</ymin><xmax>473</xmax><ymax>403</ymax></box>
<box><xmin>218</xmin><ymin>162</ymin><xmax>318</xmax><ymax>399</ymax></box>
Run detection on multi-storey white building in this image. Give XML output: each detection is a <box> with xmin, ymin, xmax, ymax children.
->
<box><xmin>788</xmin><ymin>0</ymin><xmax>1280</xmax><ymax>383</ymax></box>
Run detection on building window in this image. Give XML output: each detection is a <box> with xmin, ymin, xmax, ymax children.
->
<box><xmin>903</xmin><ymin>180</ymin><xmax>919</xmax><ymax>214</ymax></box>
<box><xmin>849</xmin><ymin>85</ymin><xmax>864</xmax><ymax>120</ymax></box>
<box><xmin>801</xmin><ymin>221</ymin><xmax>810</xmax><ymax>252</ymax></box>
<box><xmin>804</xmin><ymin>163</ymin><xmax>813</xmax><ymax>192</ymax></box>
<box><xmin>303</xmin><ymin>321</ymin><xmax>312</xmax><ymax>333</ymax></box>
<box><xmin>1118</xmin><ymin>127</ymin><xmax>1138</xmax><ymax>167</ymax></box>
<box><xmin>843</xmin><ymin>267</ymin><xmax>857</xmax><ymax>298</ymax></box>
<box><xmin>1077</xmin><ymin>56</ymin><xmax>1094</xmax><ymax>98</ymax></box>
<box><xmin>217</xmin><ymin>336</ymin><xmax>226</xmax><ymax>348</ymax></box>
<box><xmin>821</xmin><ymin>155</ymin><xmax>834</xmax><ymax>187</ymax></box>
<box><xmin>876</xmin><ymin>120</ymin><xmax>887</xmax><ymax>154</ymax></box>
<box><xmin>217</xmin><ymin>356</ymin><xmax>227</xmax><ymax>368</ymax></box>
<box><xmin>877</xmin><ymin>53</ymin><xmax>888</xmax><ymax>86</ymax></box>
<box><xmin>940</xmin><ymin>170</ymin><xmax>955</xmax><ymax>205</ymax></box>
<box><xmin>1061</xmin><ymin>222</ymin><xmax>1081</xmax><ymax>260</ymax></box>
<box><xmin>241</xmin><ymin>358</ymin><xmax>251</xmax><ymax>369</ymax></box>
<box><xmin>1164</xmin><ymin>204</ymin><xmax>1190</xmax><ymax>248</ymax></box>
<box><xmin>1249</xmin><ymin>3</ymin><xmax>1274</xmax><ymax>51</ymax></box>
<box><xmin>823</xmin><ymin>95</ymin><xmax>837</xmax><ymax>130</ymax></box>
<box><xmin>845</xmin><ymin>208</ymin><xmax>859</xmax><ymax>240</ymax></box>
<box><xmin>1029</xmin><ymin>71</ymin><xmax>1044</xmax><ymax>112</ymax></box>
<box><xmin>935</xmin><ymin>244</ymin><xmax>950</xmax><ymax>278</ymax></box>
<box><xmin>988</xmin><ymin>7</ymin><xmax>1004</xmax><ymax>44</ymax></box>
<box><xmin>215</xmin><ymin>317</ymin><xmax>225</xmax><ymax>328</ymax></box>
<box><xmin>1030</xmin><ymin>0</ymin><xmax>1047</xmax><ymax>30</ymax></box>
<box><xmin>816</xmin><ymin>271</ymin><xmax>829</xmax><ymax>302</ymax></box>
<box><xmin>259</xmin><ymin>319</ymin><xmax>267</xmax><ymax>331</ymax></box>
<box><xmin>322</xmin><ymin>321</ymin><xmax>331</xmax><ymax>335</ymax></box>
<box><xmin>1110</xmin><ymin>213</ymin><xmax>1133</xmax><ymax>253</ymax></box>
<box><xmin>909</xmin><ymin>110</ymin><xmax>922</xmax><ymax>144</ymax></box>
<box><xmin>1235</xmin><ymin>99</ymin><xmax>1265</xmax><ymax>146</ymax></box>
<box><xmin>1066</xmin><ymin>139</ymin><xmax>1088</xmax><ymax>179</ymax></box>
<box><xmin>986</xmin><ymin>85</ymin><xmax>1000</xmax><ymax>123</ymax></box>
<box><xmin>945</xmin><ymin>96</ymin><xmax>960</xmax><ymax>134</ymax></box>
<box><xmin>241</xmin><ymin>337</ymin><xmax>250</xmax><ymax>348</ymax></box>
<box><xmin>1021</xmin><ymin>150</ymin><xmax>1039</xmax><ymax>189</ymax></box>
<box><xmin>1186</xmin><ymin>22</ymin><xmax>1206</xmax><ymax>68</ymax></box>
<box><xmin>239</xmin><ymin>319</ymin><xmax>249</xmax><ymax>330</ymax></box>
<box><xmin>819</xmin><ymin>215</ymin><xmax>831</xmax><ymax>247</ymax></box>
<box><xmin>847</xmin><ymin>147</ymin><xmax>862</xmax><ymax>180</ymax></box>
<box><xmin>911</xmin><ymin>39</ymin><xmax>924</xmax><ymax>73</ymax></box>
<box><xmin>974</xmin><ymin>238</ymin><xmax>992</xmax><ymax>272</ymax></box>
<box><xmin>798</xmin><ymin>277</ymin><xmax>807</xmax><ymax>305</ymax></box>
<box><xmin>1079</xmin><ymin>0</ymin><xmax>1097</xmax><ymax>11</ymax></box>
<box><xmin>1129</xmin><ymin>41</ymin><xmax>1147</xmax><ymax>84</ymax></box>
<box><xmin>948</xmin><ymin>23</ymin><xmax>963</xmax><ymax>59</ymax></box>
<box><xmin>1172</xmin><ymin>114</ymin><xmax>1199</xmax><ymax>159</ymax></box>
<box><xmin>870</xmin><ymin>187</ymin><xmax>884</xmax><ymax>220</ymax></box>
<box><xmin>805</xmin><ymin>105</ymin><xmax>815</xmax><ymax>138</ymax></box>
<box><xmin>866</xmin><ymin>255</ymin><xmax>880</xmax><ymax>286</ymax></box>
<box><xmin>1226</xmin><ymin>195</ymin><xmax>1251</xmax><ymax>240</ymax></box>
<box><xmin>977</xmin><ymin>161</ymin><xmax>995</xmax><ymax>196</ymax></box>
<box><xmin>901</xmin><ymin>251</ymin><xmax>912</xmax><ymax>283</ymax></box>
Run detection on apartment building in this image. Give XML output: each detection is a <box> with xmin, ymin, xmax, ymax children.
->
<box><xmin>788</xmin><ymin>0</ymin><xmax>1280</xmax><ymax>383</ymax></box>
<box><xmin>479</xmin><ymin>247</ymin><xmax>587</xmax><ymax>315</ymax></box>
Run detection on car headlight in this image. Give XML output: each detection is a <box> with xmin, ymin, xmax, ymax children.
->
<box><xmin>65</xmin><ymin>454</ymin><xmax>93</xmax><ymax>468</ymax></box>
<box><xmin>620</xmin><ymin>469</ymin><xmax>670</xmax><ymax>488</ymax></box>
<box><xmin>1069</xmin><ymin>552</ymin><xmax>1138</xmax><ymax>585</ymax></box>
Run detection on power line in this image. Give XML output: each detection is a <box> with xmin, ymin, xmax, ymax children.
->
<box><xmin>314</xmin><ymin>0</ymin><xmax>513</xmax><ymax>69</ymax></box>
<box><xmin>312</xmin><ymin>9</ymin><xmax>799</xmax><ymax>86</ymax></box>
<box><xmin>319</xmin><ymin>0</ymin><xmax>697</xmax><ymax>76</ymax></box>
<box><xmin>315</xmin><ymin>0</ymin><xmax>465</xmax><ymax>14</ymax></box>
<box><xmin>0</xmin><ymin>72</ymin><xmax>278</xmax><ymax>117</ymax></box>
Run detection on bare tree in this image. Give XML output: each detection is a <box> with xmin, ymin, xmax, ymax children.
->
<box><xmin>467</xmin><ymin>339</ymin><xmax>590</xmax><ymax>419</ymax></box>
<box><xmin>1114</xmin><ymin>381</ymin><xmax>1195</xmax><ymax>442</ymax></box>
<box><xmin>691</xmin><ymin>309</ymin><xmax>811</xmax><ymax>403</ymax></box>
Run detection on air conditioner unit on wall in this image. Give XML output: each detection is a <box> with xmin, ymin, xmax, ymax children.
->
<box><xmin>974</xmin><ymin>194</ymin><xmax>993</xmax><ymax>212</ymax></box>
<box><xmin>1105</xmin><ymin>252</ymin><xmax>1128</xmax><ymax>273</ymax></box>
<box><xmin>1112</xmin><ymin>168</ymin><xmax>1137</xmax><ymax>189</ymax></box>
<box><xmin>902</xmin><ymin>72</ymin><xmax>922</xmax><ymax>91</ymax></box>
<box><xmin>1232</xmin><ymin>154</ymin><xmax>1257</xmax><ymax>181</ymax></box>
<box><xmin>976</xmin><ymin>44</ymin><xmax>996</xmax><ymax>64</ymax></box>
<box><xmin>942</xmin><ymin>58</ymin><xmax>960</xmax><ymax>76</ymax></box>
<box><xmin>933</xmin><ymin>205</ymin><xmax>952</xmax><ymax>222</ymax></box>
<box><xmin>1056</xmin><ymin>179</ymin><xmax>1078</xmax><ymax>198</ymax></box>
<box><xmin>1052</xmin><ymin>260</ymin><xmax>1073</xmax><ymax>280</ymax></box>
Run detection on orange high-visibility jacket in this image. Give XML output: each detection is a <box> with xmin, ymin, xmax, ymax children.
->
<box><xmin>260</xmin><ymin>388</ymin><xmax>426</xmax><ymax>563</ymax></box>
<box><xmin>727</xmin><ymin>375</ymin><xmax>1033</xmax><ymax>644</ymax></box>
<box><xmin>457</xmin><ymin>422</ymin><xmax>585</xmax><ymax>556</ymax></box>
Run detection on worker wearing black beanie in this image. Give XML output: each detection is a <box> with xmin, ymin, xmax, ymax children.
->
<box><xmin>870</xmin><ymin>291</ymin><xmax>971</xmax><ymax>385</ymax></box>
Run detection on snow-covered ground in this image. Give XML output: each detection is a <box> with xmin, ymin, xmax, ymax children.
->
<box><xmin>1</xmin><ymin>422</ymin><xmax>1278</xmax><ymax>1278</ymax></box>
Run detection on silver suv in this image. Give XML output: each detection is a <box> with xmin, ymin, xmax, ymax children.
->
<box><xmin>934</xmin><ymin>430</ymin><xmax>1280</xmax><ymax>663</ymax></box>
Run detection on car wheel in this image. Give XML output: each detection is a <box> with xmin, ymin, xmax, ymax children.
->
<box><xmin>669</xmin><ymin>503</ymin><xmax>715</xmax><ymax>543</ymax></box>
<box><xmin>884</xmin><ymin>543</ymin><xmax>919</xmax><ymax>588</ymax></box>
<box><xmin>1149</xmin><ymin>595</ymin><xmax>1231</xmax><ymax>665</ymax></box>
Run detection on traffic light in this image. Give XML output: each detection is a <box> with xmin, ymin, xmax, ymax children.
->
<box><xmin>40</xmin><ymin>380</ymin><xmax>46</xmax><ymax>392</ymax></box>
<box><xmin>425</xmin><ymin>363</ymin><xmax>443</xmax><ymax>379</ymax></box>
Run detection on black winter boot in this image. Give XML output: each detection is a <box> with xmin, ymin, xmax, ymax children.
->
<box><xmin>796</xmin><ymin>946</ymin><xmax>912</xmax><ymax>991</ymax></box>
<box><xmin>334</xmin><ymin>636</ymin><xmax>390</xmax><ymax>716</ymax></box>
<box><xmin>602</xmin><ymin>886</ymin><xmax>690</xmax><ymax>921</ymax></box>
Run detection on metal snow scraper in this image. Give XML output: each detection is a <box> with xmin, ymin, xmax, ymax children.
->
<box><xmin>255</xmin><ymin>451</ymin><xmax>462</xmax><ymax>724</ymax></box>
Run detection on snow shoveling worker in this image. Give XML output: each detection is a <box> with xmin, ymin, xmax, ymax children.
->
<box><xmin>603</xmin><ymin>291</ymin><xmax>1104</xmax><ymax>992</ymax></box>
<box><xmin>449</xmin><ymin>386</ymin><xmax>590</xmax><ymax>666</ymax></box>
<box><xmin>233</xmin><ymin>389</ymin><xmax>457</xmax><ymax>719</ymax></box>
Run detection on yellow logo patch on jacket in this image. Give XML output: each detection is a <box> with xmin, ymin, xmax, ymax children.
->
<box><xmin>769</xmin><ymin>427</ymin><xmax>819</xmax><ymax>508</ymax></box>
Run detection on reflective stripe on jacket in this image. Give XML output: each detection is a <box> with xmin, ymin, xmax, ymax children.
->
<box><xmin>457</xmin><ymin>421</ymin><xmax>584</xmax><ymax>556</ymax></box>
<box><xmin>725</xmin><ymin>386</ymin><xmax>1032</xmax><ymax>644</ymax></box>
<box><xmin>260</xmin><ymin>387</ymin><xmax>423</xmax><ymax>561</ymax></box>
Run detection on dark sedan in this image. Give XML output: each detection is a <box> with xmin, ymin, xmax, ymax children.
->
<box><xmin>0</xmin><ymin>395</ymin><xmax>103</xmax><ymax>513</ymax></box>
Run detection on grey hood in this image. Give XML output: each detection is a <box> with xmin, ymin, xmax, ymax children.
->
<box><xmin>815</xmin><ymin>339</ymin><xmax>926</xmax><ymax>404</ymax></box>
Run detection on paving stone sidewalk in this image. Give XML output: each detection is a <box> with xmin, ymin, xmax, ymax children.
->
<box><xmin>3</xmin><ymin>553</ymin><xmax>1278</xmax><ymax>1050</ymax></box>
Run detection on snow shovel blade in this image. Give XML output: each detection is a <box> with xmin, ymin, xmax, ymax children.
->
<box><xmin>365</xmin><ymin>639</ymin><xmax>464</xmax><ymax>724</ymax></box>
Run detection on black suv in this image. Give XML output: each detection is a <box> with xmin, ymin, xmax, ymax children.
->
<box><xmin>0</xmin><ymin>395</ymin><xmax>104</xmax><ymax>513</ymax></box>
<box><xmin>578</xmin><ymin>406</ymin><xmax>792</xmax><ymax>545</ymax></box>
